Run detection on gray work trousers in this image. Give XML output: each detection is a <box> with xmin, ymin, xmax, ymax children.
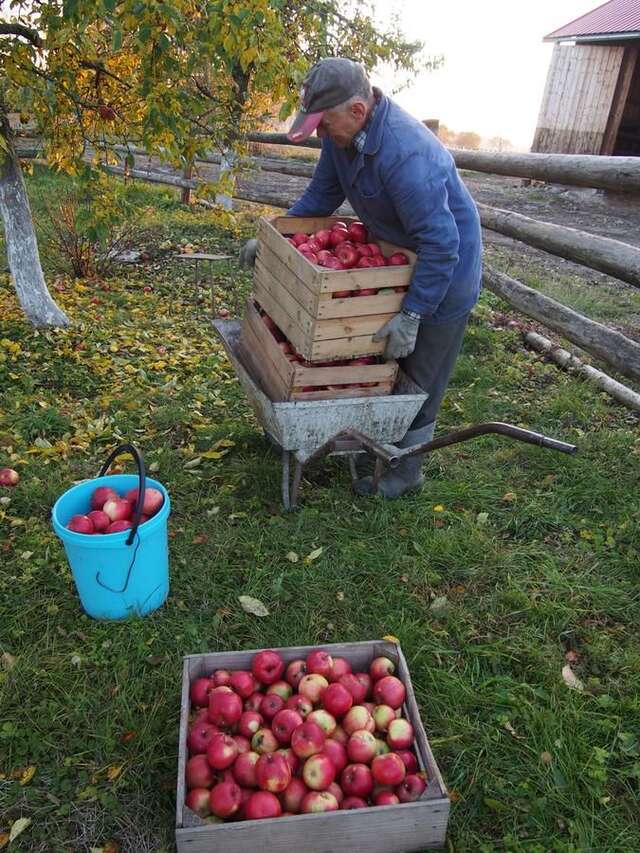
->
<box><xmin>400</xmin><ymin>312</ymin><xmax>471</xmax><ymax>430</ymax></box>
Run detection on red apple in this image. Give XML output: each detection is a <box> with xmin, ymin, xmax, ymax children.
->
<box><xmin>347</xmin><ymin>222</ymin><xmax>368</xmax><ymax>243</ymax></box>
<box><xmin>322</xmin><ymin>739</ymin><xmax>348</xmax><ymax>774</ymax></box>
<box><xmin>266</xmin><ymin>680</ymin><xmax>292</xmax><ymax>701</ymax></box>
<box><xmin>387</xmin><ymin>718</ymin><xmax>414</xmax><ymax>749</ymax></box>
<box><xmin>191</xmin><ymin>707</ymin><xmax>210</xmax><ymax>725</ymax></box>
<box><xmin>238</xmin><ymin>711</ymin><xmax>263</xmax><ymax>739</ymax></box>
<box><xmin>303</xmin><ymin>752</ymin><xmax>336</xmax><ymax>791</ymax></box>
<box><xmin>244</xmin><ymin>692</ymin><xmax>264</xmax><ymax>713</ymax></box>
<box><xmin>251</xmin><ymin>727</ymin><xmax>279</xmax><ymax>754</ymax></box>
<box><xmin>90</xmin><ymin>485</ymin><xmax>117</xmax><ymax>510</ymax></box>
<box><xmin>106</xmin><ymin>519</ymin><xmax>132</xmax><ymax>534</ymax></box>
<box><xmin>186</xmin><ymin>754</ymin><xmax>214</xmax><ymax>789</ymax></box>
<box><xmin>278</xmin><ymin>747</ymin><xmax>300</xmax><ymax>776</ymax></box>
<box><xmin>208</xmin><ymin>687</ymin><xmax>243</xmax><ymax>728</ymax></box>
<box><xmin>272</xmin><ymin>709</ymin><xmax>303</xmax><ymax>745</ymax></box>
<box><xmin>283</xmin><ymin>778</ymin><xmax>308</xmax><ymax>813</ymax></box>
<box><xmin>300</xmin><ymin>250</ymin><xmax>318</xmax><ymax>264</ymax></box>
<box><xmin>373</xmin><ymin>676</ymin><xmax>406</xmax><ymax>709</ymax></box>
<box><xmin>356</xmin><ymin>243</ymin><xmax>373</xmax><ymax>257</ymax></box>
<box><xmin>370</xmin><ymin>656</ymin><xmax>396</xmax><ymax>681</ymax></box>
<box><xmin>229</xmin><ymin>670</ymin><xmax>257</xmax><ymax>699</ymax></box>
<box><xmin>233</xmin><ymin>735</ymin><xmax>251</xmax><ymax>754</ymax></box>
<box><xmin>185</xmin><ymin>787</ymin><xmax>211</xmax><ymax>818</ymax></box>
<box><xmin>286</xmin><ymin>237</ymin><xmax>297</xmax><ymax>246</ymax></box>
<box><xmin>341</xmin><ymin>795</ymin><xmax>369</xmax><ymax>809</ymax></box>
<box><xmin>343</xmin><ymin>706</ymin><xmax>375</xmax><ymax>736</ymax></box>
<box><xmin>255</xmin><ymin>751</ymin><xmax>291</xmax><ymax>793</ymax></box>
<box><xmin>245</xmin><ymin>790</ymin><xmax>282</xmax><ymax>820</ymax></box>
<box><xmin>374</xmin><ymin>737</ymin><xmax>390</xmax><ymax>757</ymax></box>
<box><xmin>306</xmin><ymin>650</ymin><xmax>334</xmax><ymax>679</ymax></box>
<box><xmin>357</xmin><ymin>287</ymin><xmax>378</xmax><ymax>296</ymax></box>
<box><xmin>190</xmin><ymin>677</ymin><xmax>215</xmax><ymax>708</ymax></box>
<box><xmin>211</xmin><ymin>669</ymin><xmax>231</xmax><ymax>687</ymax></box>
<box><xmin>369</xmin><ymin>254</ymin><xmax>387</xmax><ymax>267</ymax></box>
<box><xmin>233</xmin><ymin>750</ymin><xmax>260</xmax><ymax>788</ymax></box>
<box><xmin>188</xmin><ymin>721</ymin><xmax>218</xmax><ymax>754</ymax></box>
<box><xmin>87</xmin><ymin>510</ymin><xmax>110</xmax><ymax>533</ymax></box>
<box><xmin>372</xmin><ymin>752</ymin><xmax>406</xmax><ymax>786</ymax></box>
<box><xmin>388</xmin><ymin>252</ymin><xmax>410</xmax><ymax>265</ymax></box>
<box><xmin>209</xmin><ymin>781</ymin><xmax>241</xmax><ymax>818</ymax></box>
<box><xmin>67</xmin><ymin>514</ymin><xmax>94</xmax><ymax>534</ymax></box>
<box><xmin>331</xmin><ymin>288</ymin><xmax>355</xmax><ymax>299</ymax></box>
<box><xmin>322</xmin><ymin>255</ymin><xmax>346</xmax><ymax>270</ymax></box>
<box><xmin>339</xmin><ymin>673</ymin><xmax>368</xmax><ymax>705</ymax></box>
<box><xmin>396</xmin><ymin>773</ymin><xmax>426</xmax><ymax>802</ymax></box>
<box><xmin>301</xmin><ymin>791</ymin><xmax>339</xmax><ymax>813</ymax></box>
<box><xmin>206</xmin><ymin>732</ymin><xmax>238</xmax><ymax>770</ymax></box>
<box><xmin>330</xmin><ymin>724</ymin><xmax>348</xmax><ymax>745</ymax></box>
<box><xmin>396</xmin><ymin>749</ymin><xmax>418</xmax><ymax>774</ymax></box>
<box><xmin>103</xmin><ymin>497</ymin><xmax>132</xmax><ymax>522</ymax></box>
<box><xmin>340</xmin><ymin>763</ymin><xmax>373</xmax><ymax>798</ymax></box>
<box><xmin>356</xmin><ymin>256</ymin><xmax>374</xmax><ymax>268</ymax></box>
<box><xmin>252</xmin><ymin>650</ymin><xmax>285</xmax><ymax>685</ymax></box>
<box><xmin>335</xmin><ymin>243</ymin><xmax>359</xmax><ymax>268</ymax></box>
<box><xmin>285</xmin><ymin>660</ymin><xmax>307</xmax><ymax>689</ymax></box>
<box><xmin>327</xmin><ymin>781</ymin><xmax>344</xmax><ymax>804</ymax></box>
<box><xmin>259</xmin><ymin>693</ymin><xmax>285</xmax><ymax>721</ymax></box>
<box><xmin>291</xmin><ymin>721</ymin><xmax>325</xmax><ymax>759</ymax></box>
<box><xmin>123</xmin><ymin>486</ymin><xmax>163</xmax><ymax>516</ymax></box>
<box><xmin>291</xmin><ymin>232</ymin><xmax>308</xmax><ymax>246</ymax></box>
<box><xmin>314</xmin><ymin>229</ymin><xmax>332</xmax><ymax>248</ymax></box>
<box><xmin>286</xmin><ymin>694</ymin><xmax>313</xmax><ymax>718</ymax></box>
<box><xmin>363</xmin><ymin>702</ymin><xmax>376</xmax><ymax>716</ymax></box>
<box><xmin>298</xmin><ymin>673</ymin><xmax>328</xmax><ymax>704</ymax></box>
<box><xmin>366</xmin><ymin>242</ymin><xmax>382</xmax><ymax>255</ymax></box>
<box><xmin>321</xmin><ymin>683</ymin><xmax>353</xmax><ymax>718</ymax></box>
<box><xmin>355</xmin><ymin>672</ymin><xmax>373</xmax><ymax>699</ymax></box>
<box><xmin>328</xmin><ymin>228</ymin><xmax>349</xmax><ymax>248</ymax></box>
<box><xmin>316</xmin><ymin>249</ymin><xmax>334</xmax><ymax>266</ymax></box>
<box><xmin>373</xmin><ymin>705</ymin><xmax>396</xmax><ymax>732</ymax></box>
<box><xmin>328</xmin><ymin>657</ymin><xmax>352</xmax><ymax>683</ymax></box>
<box><xmin>307</xmin><ymin>709</ymin><xmax>336</xmax><ymax>737</ymax></box>
<box><xmin>374</xmin><ymin>790</ymin><xmax>400</xmax><ymax>806</ymax></box>
<box><xmin>347</xmin><ymin>730</ymin><xmax>377</xmax><ymax>763</ymax></box>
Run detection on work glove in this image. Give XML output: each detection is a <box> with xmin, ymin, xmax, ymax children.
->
<box><xmin>373</xmin><ymin>311</ymin><xmax>420</xmax><ymax>360</ymax></box>
<box><xmin>239</xmin><ymin>238</ymin><xmax>258</xmax><ymax>269</ymax></box>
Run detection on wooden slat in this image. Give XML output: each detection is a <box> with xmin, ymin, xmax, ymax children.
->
<box><xmin>256</xmin><ymin>242</ymin><xmax>319</xmax><ymax>315</ymax></box>
<box><xmin>289</xmin><ymin>381</ymin><xmax>394</xmax><ymax>401</ymax></box>
<box><xmin>319</xmin><ymin>265</ymin><xmax>412</xmax><ymax>294</ymax></box>
<box><xmin>293</xmin><ymin>361</ymin><xmax>397</xmax><ymax>387</ymax></box>
<box><xmin>311</xmin><ymin>335</ymin><xmax>386</xmax><ymax>360</ymax></box>
<box><xmin>175</xmin><ymin>657</ymin><xmax>191</xmax><ymax>832</ymax></box>
<box><xmin>317</xmin><ymin>291</ymin><xmax>404</xmax><ymax>319</ymax></box>
<box><xmin>238</xmin><ymin>317</ymin><xmax>291</xmax><ymax>401</ymax></box>
<box><xmin>254</xmin><ymin>276</ymin><xmax>314</xmax><ymax>334</ymax></box>
<box><xmin>271</xmin><ymin>215</ymin><xmax>357</xmax><ymax>235</ymax></box>
<box><xmin>242</xmin><ymin>299</ymin><xmax>295</xmax><ymax>389</ymax></box>
<box><xmin>253</xmin><ymin>285</ymin><xmax>311</xmax><ymax>358</ymax></box>
<box><xmin>257</xmin><ymin>218</ymin><xmax>318</xmax><ymax>291</ymax></box>
<box><xmin>314</xmin><ymin>313</ymin><xmax>395</xmax><ymax>341</ymax></box>
<box><xmin>602</xmin><ymin>46</ymin><xmax>639</xmax><ymax>155</ymax></box>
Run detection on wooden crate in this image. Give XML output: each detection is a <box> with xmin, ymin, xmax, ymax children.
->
<box><xmin>176</xmin><ymin>640</ymin><xmax>450</xmax><ymax>853</ymax></box>
<box><xmin>254</xmin><ymin>215</ymin><xmax>416</xmax><ymax>361</ymax></box>
<box><xmin>239</xmin><ymin>299</ymin><xmax>398</xmax><ymax>402</ymax></box>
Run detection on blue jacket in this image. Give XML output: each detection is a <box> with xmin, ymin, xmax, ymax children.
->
<box><xmin>288</xmin><ymin>93</ymin><xmax>482</xmax><ymax>324</ymax></box>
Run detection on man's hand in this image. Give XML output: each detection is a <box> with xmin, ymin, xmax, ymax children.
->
<box><xmin>373</xmin><ymin>312</ymin><xmax>420</xmax><ymax>359</ymax></box>
<box><xmin>239</xmin><ymin>238</ymin><xmax>258</xmax><ymax>269</ymax></box>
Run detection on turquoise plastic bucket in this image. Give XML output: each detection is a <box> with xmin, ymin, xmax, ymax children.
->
<box><xmin>51</xmin><ymin>444</ymin><xmax>171</xmax><ymax>620</ymax></box>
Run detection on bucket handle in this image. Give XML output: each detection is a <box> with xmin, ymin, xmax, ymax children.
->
<box><xmin>95</xmin><ymin>443</ymin><xmax>146</xmax><ymax>594</ymax></box>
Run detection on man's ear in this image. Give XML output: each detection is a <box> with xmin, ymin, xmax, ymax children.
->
<box><xmin>350</xmin><ymin>100</ymin><xmax>368</xmax><ymax>122</ymax></box>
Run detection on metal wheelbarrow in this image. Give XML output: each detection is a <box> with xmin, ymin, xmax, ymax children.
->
<box><xmin>213</xmin><ymin>319</ymin><xmax>577</xmax><ymax>509</ymax></box>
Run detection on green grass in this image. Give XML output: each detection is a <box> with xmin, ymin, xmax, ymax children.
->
<box><xmin>1</xmin><ymin>170</ymin><xmax>639</xmax><ymax>852</ymax></box>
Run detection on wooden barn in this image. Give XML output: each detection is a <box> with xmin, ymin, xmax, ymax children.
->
<box><xmin>532</xmin><ymin>0</ymin><xmax>640</xmax><ymax>156</ymax></box>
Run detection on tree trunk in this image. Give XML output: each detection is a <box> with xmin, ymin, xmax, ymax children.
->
<box><xmin>483</xmin><ymin>266</ymin><xmax>640</xmax><ymax>383</ymax></box>
<box><xmin>479</xmin><ymin>204</ymin><xmax>640</xmax><ymax>289</ymax></box>
<box><xmin>0</xmin><ymin>108</ymin><xmax>69</xmax><ymax>327</ymax></box>
<box><xmin>181</xmin><ymin>160</ymin><xmax>194</xmax><ymax>205</ymax></box>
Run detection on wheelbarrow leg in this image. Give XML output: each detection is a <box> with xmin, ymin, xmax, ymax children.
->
<box><xmin>372</xmin><ymin>457</ymin><xmax>384</xmax><ymax>494</ymax></box>
<box><xmin>291</xmin><ymin>460</ymin><xmax>303</xmax><ymax>510</ymax></box>
<box><xmin>282</xmin><ymin>451</ymin><xmax>291</xmax><ymax>511</ymax></box>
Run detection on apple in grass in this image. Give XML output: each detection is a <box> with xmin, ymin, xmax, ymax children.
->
<box><xmin>370</xmin><ymin>656</ymin><xmax>396</xmax><ymax>681</ymax></box>
<box><xmin>87</xmin><ymin>510</ymin><xmax>110</xmax><ymax>533</ymax></box>
<box><xmin>301</xmin><ymin>791</ymin><xmax>339</xmax><ymax>813</ymax></box>
<box><xmin>185</xmin><ymin>787</ymin><xmax>211</xmax><ymax>818</ymax></box>
<box><xmin>251</xmin><ymin>727</ymin><xmax>279</xmax><ymax>754</ymax></box>
<box><xmin>285</xmin><ymin>659</ymin><xmax>307</xmax><ymax>689</ymax></box>
<box><xmin>259</xmin><ymin>693</ymin><xmax>285</xmax><ymax>721</ymax></box>
<box><xmin>328</xmin><ymin>657</ymin><xmax>352</xmax><ymax>682</ymax></box>
<box><xmin>272</xmin><ymin>709</ymin><xmax>303</xmax><ymax>745</ymax></box>
<box><xmin>90</xmin><ymin>485</ymin><xmax>118</xmax><ymax>510</ymax></box>
<box><xmin>286</xmin><ymin>694</ymin><xmax>313</xmax><ymax>718</ymax></box>
<box><xmin>266</xmin><ymin>680</ymin><xmax>292</xmax><ymax>701</ymax></box>
<box><xmin>188</xmin><ymin>721</ymin><xmax>218</xmax><ymax>755</ymax></box>
<box><xmin>283</xmin><ymin>778</ymin><xmax>309</xmax><ymax>813</ymax></box>
<box><xmin>206</xmin><ymin>732</ymin><xmax>238</xmax><ymax>770</ymax></box>
<box><xmin>373</xmin><ymin>675</ymin><xmax>406</xmax><ymax>709</ymax></box>
<box><xmin>208</xmin><ymin>688</ymin><xmax>243</xmax><ymax>728</ymax></box>
<box><xmin>67</xmin><ymin>514</ymin><xmax>94</xmax><ymax>534</ymax></box>
<box><xmin>229</xmin><ymin>670</ymin><xmax>257</xmax><ymax>699</ymax></box>
<box><xmin>186</xmin><ymin>754</ymin><xmax>214</xmax><ymax>789</ymax></box>
<box><xmin>322</xmin><ymin>739</ymin><xmax>348</xmax><ymax>774</ymax></box>
<box><xmin>372</xmin><ymin>752</ymin><xmax>406</xmax><ymax>786</ymax></box>
<box><xmin>347</xmin><ymin>730</ymin><xmax>377</xmax><ymax>763</ymax></box>
<box><xmin>233</xmin><ymin>750</ymin><xmax>260</xmax><ymax>788</ymax></box>
<box><xmin>209</xmin><ymin>781</ymin><xmax>242</xmax><ymax>819</ymax></box>
<box><xmin>252</xmin><ymin>649</ymin><xmax>285</xmax><ymax>685</ymax></box>
<box><xmin>303</xmin><ymin>752</ymin><xmax>336</xmax><ymax>791</ymax></box>
<box><xmin>307</xmin><ymin>709</ymin><xmax>336</xmax><ymax>737</ymax></box>
<box><xmin>340</xmin><ymin>763</ymin><xmax>374</xmax><ymax>798</ymax></box>
<box><xmin>396</xmin><ymin>773</ymin><xmax>426</xmax><ymax>802</ymax></box>
<box><xmin>387</xmin><ymin>718</ymin><xmax>414</xmax><ymax>749</ymax></box>
<box><xmin>291</xmin><ymin>721</ymin><xmax>325</xmax><ymax>759</ymax></box>
<box><xmin>343</xmin><ymin>705</ymin><xmax>375</xmax><ymax>736</ymax></box>
<box><xmin>299</xmin><ymin>673</ymin><xmax>328</xmax><ymax>704</ymax></box>
<box><xmin>255</xmin><ymin>751</ymin><xmax>291</xmax><ymax>793</ymax></box>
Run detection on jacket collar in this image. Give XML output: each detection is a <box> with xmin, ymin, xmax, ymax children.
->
<box><xmin>362</xmin><ymin>88</ymin><xmax>387</xmax><ymax>156</ymax></box>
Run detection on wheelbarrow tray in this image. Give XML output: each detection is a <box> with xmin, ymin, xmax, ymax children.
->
<box><xmin>213</xmin><ymin>319</ymin><xmax>427</xmax><ymax>463</ymax></box>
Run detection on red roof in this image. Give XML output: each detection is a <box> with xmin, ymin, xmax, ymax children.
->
<box><xmin>545</xmin><ymin>0</ymin><xmax>640</xmax><ymax>40</ymax></box>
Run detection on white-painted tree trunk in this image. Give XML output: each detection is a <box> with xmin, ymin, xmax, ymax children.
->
<box><xmin>0</xmin><ymin>111</ymin><xmax>69</xmax><ymax>327</ymax></box>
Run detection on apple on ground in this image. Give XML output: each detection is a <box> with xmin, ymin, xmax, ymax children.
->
<box><xmin>245</xmin><ymin>790</ymin><xmax>282</xmax><ymax>820</ymax></box>
<box><xmin>0</xmin><ymin>468</ymin><xmax>19</xmax><ymax>487</ymax></box>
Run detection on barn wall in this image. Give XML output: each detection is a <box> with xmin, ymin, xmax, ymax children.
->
<box><xmin>532</xmin><ymin>42</ymin><xmax>625</xmax><ymax>154</ymax></box>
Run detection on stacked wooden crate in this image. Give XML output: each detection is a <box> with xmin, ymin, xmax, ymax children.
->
<box><xmin>239</xmin><ymin>215</ymin><xmax>416</xmax><ymax>402</ymax></box>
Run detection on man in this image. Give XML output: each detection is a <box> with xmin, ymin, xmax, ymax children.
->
<box><xmin>240</xmin><ymin>57</ymin><xmax>482</xmax><ymax>498</ymax></box>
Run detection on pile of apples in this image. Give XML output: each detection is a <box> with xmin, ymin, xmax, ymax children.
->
<box><xmin>185</xmin><ymin>648</ymin><xmax>427</xmax><ymax>822</ymax></box>
<box><xmin>65</xmin><ymin>483</ymin><xmax>164</xmax><ymax>535</ymax></box>
<box><xmin>287</xmin><ymin>221</ymin><xmax>410</xmax><ymax>278</ymax></box>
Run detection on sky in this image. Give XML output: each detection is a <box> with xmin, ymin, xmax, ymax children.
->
<box><xmin>371</xmin><ymin>0</ymin><xmax>599</xmax><ymax>150</ymax></box>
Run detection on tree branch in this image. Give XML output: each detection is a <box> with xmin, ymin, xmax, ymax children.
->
<box><xmin>0</xmin><ymin>23</ymin><xmax>43</xmax><ymax>48</ymax></box>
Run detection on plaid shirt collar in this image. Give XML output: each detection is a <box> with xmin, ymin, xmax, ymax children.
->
<box><xmin>351</xmin><ymin>99</ymin><xmax>378</xmax><ymax>153</ymax></box>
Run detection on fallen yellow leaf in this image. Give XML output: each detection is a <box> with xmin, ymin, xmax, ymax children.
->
<box><xmin>433</xmin><ymin>504</ymin><xmax>445</xmax><ymax>512</ymax></box>
<box><xmin>382</xmin><ymin>634</ymin><xmax>399</xmax><ymax>644</ymax></box>
<box><xmin>0</xmin><ymin>832</ymin><xmax>9</xmax><ymax>850</ymax></box>
<box><xmin>106</xmin><ymin>764</ymin><xmax>123</xmax><ymax>782</ymax></box>
<box><xmin>19</xmin><ymin>765</ymin><xmax>36</xmax><ymax>786</ymax></box>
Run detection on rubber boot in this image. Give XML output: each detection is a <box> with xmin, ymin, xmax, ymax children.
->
<box><xmin>353</xmin><ymin>422</ymin><xmax>435</xmax><ymax>498</ymax></box>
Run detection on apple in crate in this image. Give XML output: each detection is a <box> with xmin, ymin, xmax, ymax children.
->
<box><xmin>185</xmin><ymin>787</ymin><xmax>211</xmax><ymax>818</ymax></box>
<box><xmin>396</xmin><ymin>772</ymin><xmax>426</xmax><ymax>802</ymax></box>
<box><xmin>371</xmin><ymin>752</ymin><xmax>406</xmax><ymax>786</ymax></box>
<box><xmin>238</xmin><ymin>710</ymin><xmax>263</xmax><ymax>739</ymax></box>
<box><xmin>339</xmin><ymin>673</ymin><xmax>369</xmax><ymax>704</ymax></box>
<box><xmin>307</xmin><ymin>709</ymin><xmax>336</xmax><ymax>736</ymax></box>
<box><xmin>328</xmin><ymin>657</ymin><xmax>352</xmax><ymax>682</ymax></box>
<box><xmin>190</xmin><ymin>677</ymin><xmax>215</xmax><ymax>708</ymax></box>
<box><xmin>374</xmin><ymin>790</ymin><xmax>400</xmax><ymax>806</ymax></box>
<box><xmin>291</xmin><ymin>721</ymin><xmax>325</xmax><ymax>758</ymax></box>
<box><xmin>208</xmin><ymin>686</ymin><xmax>242</xmax><ymax>727</ymax></box>
<box><xmin>255</xmin><ymin>751</ymin><xmax>291</xmax><ymax>793</ymax></box>
<box><xmin>323</xmin><ymin>738</ymin><xmax>348</xmax><ymax>774</ymax></box>
<box><xmin>267</xmin><ymin>679</ymin><xmax>292</xmax><ymax>701</ymax></box>
<box><xmin>233</xmin><ymin>750</ymin><xmax>260</xmax><ymax>788</ymax></box>
<box><xmin>272</xmin><ymin>708</ymin><xmax>303</xmax><ymax>744</ymax></box>
<box><xmin>252</xmin><ymin>649</ymin><xmax>285</xmax><ymax>685</ymax></box>
<box><xmin>245</xmin><ymin>790</ymin><xmax>282</xmax><ymax>820</ymax></box>
<box><xmin>209</xmin><ymin>780</ymin><xmax>242</xmax><ymax>818</ymax></box>
<box><xmin>341</xmin><ymin>796</ymin><xmax>369</xmax><ymax>809</ymax></box>
<box><xmin>299</xmin><ymin>673</ymin><xmax>328</xmax><ymax>704</ymax></box>
<box><xmin>396</xmin><ymin>749</ymin><xmax>418</xmax><ymax>774</ymax></box>
<box><xmin>287</xmin><ymin>694</ymin><xmax>313</xmax><ymax>718</ymax></box>
<box><xmin>343</xmin><ymin>705</ymin><xmax>374</xmax><ymax>736</ymax></box>
<box><xmin>347</xmin><ymin>222</ymin><xmax>368</xmax><ymax>243</ymax></box>
<box><xmin>347</xmin><ymin>730</ymin><xmax>377</xmax><ymax>763</ymax></box>
<box><xmin>206</xmin><ymin>732</ymin><xmax>238</xmax><ymax>770</ymax></box>
<box><xmin>387</xmin><ymin>718</ymin><xmax>414</xmax><ymax>749</ymax></box>
<box><xmin>283</xmin><ymin>777</ymin><xmax>308</xmax><ymax>813</ymax></box>
<box><xmin>251</xmin><ymin>727</ymin><xmax>279</xmax><ymax>754</ymax></box>
<box><xmin>229</xmin><ymin>669</ymin><xmax>257</xmax><ymax>698</ymax></box>
<box><xmin>301</xmin><ymin>790</ymin><xmax>339</xmax><ymax>813</ymax></box>
<box><xmin>285</xmin><ymin>659</ymin><xmax>307</xmax><ymax>688</ymax></box>
<box><xmin>340</xmin><ymin>763</ymin><xmax>373</xmax><ymax>798</ymax></box>
<box><xmin>260</xmin><ymin>693</ymin><xmax>284</xmax><ymax>721</ymax></box>
<box><xmin>370</xmin><ymin>656</ymin><xmax>396</xmax><ymax>681</ymax></box>
<box><xmin>389</xmin><ymin>252</ymin><xmax>410</xmax><ymax>265</ymax></box>
<box><xmin>373</xmin><ymin>675</ymin><xmax>406</xmax><ymax>709</ymax></box>
<box><xmin>373</xmin><ymin>704</ymin><xmax>396</xmax><ymax>732</ymax></box>
<box><xmin>185</xmin><ymin>754</ymin><xmax>214</xmax><ymax>789</ymax></box>
<box><xmin>322</xmin><ymin>683</ymin><xmax>353</xmax><ymax>718</ymax></box>
<box><xmin>67</xmin><ymin>514</ymin><xmax>94</xmax><ymax>534</ymax></box>
<box><xmin>303</xmin><ymin>752</ymin><xmax>336</xmax><ymax>790</ymax></box>
<box><xmin>187</xmin><ymin>721</ymin><xmax>218</xmax><ymax>754</ymax></box>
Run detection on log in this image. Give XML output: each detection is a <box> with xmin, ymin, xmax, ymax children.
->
<box><xmin>248</xmin><ymin>132</ymin><xmax>322</xmax><ymax>150</ymax></box>
<box><xmin>101</xmin><ymin>164</ymin><xmax>197</xmax><ymax>189</ymax></box>
<box><xmin>478</xmin><ymin>204</ymin><xmax>640</xmax><ymax>289</ymax></box>
<box><xmin>483</xmin><ymin>266</ymin><xmax>640</xmax><ymax>383</ymax></box>
<box><xmin>451</xmin><ymin>149</ymin><xmax>640</xmax><ymax>193</ymax></box>
<box><xmin>525</xmin><ymin>331</ymin><xmax>640</xmax><ymax>413</ymax></box>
